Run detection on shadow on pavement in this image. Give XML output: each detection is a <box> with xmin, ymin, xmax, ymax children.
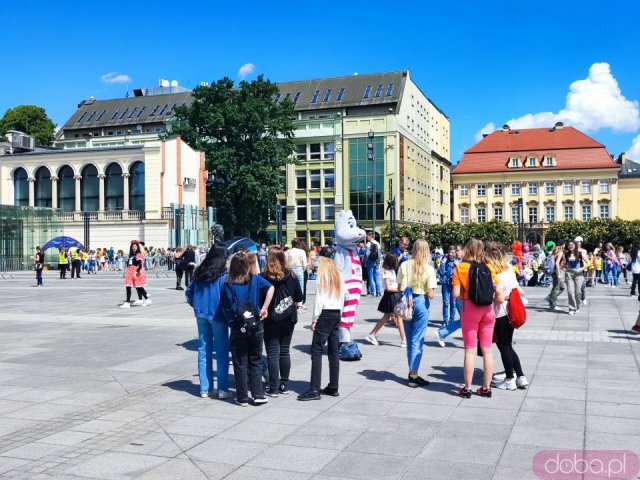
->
<box><xmin>176</xmin><ymin>339</ymin><xmax>198</xmax><ymax>351</ymax></box>
<box><xmin>162</xmin><ymin>379</ymin><xmax>201</xmax><ymax>397</ymax></box>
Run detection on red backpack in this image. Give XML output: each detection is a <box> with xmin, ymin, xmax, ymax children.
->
<box><xmin>508</xmin><ymin>288</ymin><xmax>527</xmax><ymax>328</ymax></box>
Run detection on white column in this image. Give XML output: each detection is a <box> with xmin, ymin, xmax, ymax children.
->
<box><xmin>74</xmin><ymin>175</ymin><xmax>82</xmax><ymax>211</ymax></box>
<box><xmin>98</xmin><ymin>174</ymin><xmax>105</xmax><ymax>211</ymax></box>
<box><xmin>122</xmin><ymin>173</ymin><xmax>130</xmax><ymax>210</ymax></box>
<box><xmin>51</xmin><ymin>176</ymin><xmax>58</xmax><ymax>209</ymax></box>
<box><xmin>555</xmin><ymin>180</ymin><xmax>563</xmax><ymax>220</ymax></box>
<box><xmin>469</xmin><ymin>183</ymin><xmax>477</xmax><ymax>222</ymax></box>
<box><xmin>574</xmin><ymin>179</ymin><xmax>580</xmax><ymax>220</ymax></box>
<box><xmin>28</xmin><ymin>177</ymin><xmax>35</xmax><ymax>207</ymax></box>
<box><xmin>486</xmin><ymin>183</ymin><xmax>493</xmax><ymax>221</ymax></box>
<box><xmin>538</xmin><ymin>181</ymin><xmax>544</xmax><ymax>223</ymax></box>
<box><xmin>611</xmin><ymin>179</ymin><xmax>618</xmax><ymax>218</ymax></box>
<box><xmin>591</xmin><ymin>179</ymin><xmax>598</xmax><ymax>217</ymax></box>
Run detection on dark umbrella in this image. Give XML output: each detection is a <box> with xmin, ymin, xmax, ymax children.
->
<box><xmin>42</xmin><ymin>236</ymin><xmax>84</xmax><ymax>251</ymax></box>
<box><xmin>222</xmin><ymin>237</ymin><xmax>257</xmax><ymax>254</ymax></box>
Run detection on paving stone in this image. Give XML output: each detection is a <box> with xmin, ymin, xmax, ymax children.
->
<box><xmin>0</xmin><ymin>442</ymin><xmax>67</xmax><ymax>460</ymax></box>
<box><xmin>37</xmin><ymin>430</ymin><xmax>97</xmax><ymax>446</ymax></box>
<box><xmin>419</xmin><ymin>437</ymin><xmax>504</xmax><ymax>465</ymax></box>
<box><xmin>63</xmin><ymin>451</ymin><xmax>169</xmax><ymax>478</ymax></box>
<box><xmin>218</xmin><ymin>421</ymin><xmax>297</xmax><ymax>444</ymax></box>
<box><xmin>186</xmin><ymin>437</ymin><xmax>268</xmax><ymax>465</ymax></box>
<box><xmin>320</xmin><ymin>451</ymin><xmax>411</xmax><ymax>479</ymax></box>
<box><xmin>248</xmin><ymin>444</ymin><xmax>340</xmax><ymax>473</ymax></box>
<box><xmin>348</xmin><ymin>431</ymin><xmax>429</xmax><ymax>457</ymax></box>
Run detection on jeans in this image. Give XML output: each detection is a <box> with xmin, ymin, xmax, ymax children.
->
<box><xmin>605</xmin><ymin>264</ymin><xmax>618</xmax><ymax>286</ymax></box>
<box><xmin>35</xmin><ymin>269</ymin><xmax>43</xmax><ymax>286</ymax></box>
<box><xmin>631</xmin><ymin>273</ymin><xmax>640</xmax><ymax>295</ymax></box>
<box><xmin>438</xmin><ymin>298</ymin><xmax>463</xmax><ymax>340</ymax></box>
<box><xmin>565</xmin><ymin>271</ymin><xmax>584</xmax><ymax>311</ymax></box>
<box><xmin>263</xmin><ymin>321</ymin><xmax>295</xmax><ymax>391</ymax></box>
<box><xmin>546</xmin><ymin>271</ymin><xmax>566</xmax><ymax>307</ymax></box>
<box><xmin>310</xmin><ymin>309</ymin><xmax>341</xmax><ymax>391</ymax></box>
<box><xmin>494</xmin><ymin>315</ymin><xmax>523</xmax><ymax>379</ymax></box>
<box><xmin>196</xmin><ymin>317</ymin><xmax>230</xmax><ymax>394</ymax></box>
<box><xmin>403</xmin><ymin>294</ymin><xmax>429</xmax><ymax>372</ymax></box>
<box><xmin>292</xmin><ymin>267</ymin><xmax>305</xmax><ymax>302</ymax></box>
<box><xmin>367</xmin><ymin>263</ymin><xmax>380</xmax><ymax>295</ymax></box>
<box><xmin>230</xmin><ymin>322</ymin><xmax>264</xmax><ymax>402</ymax></box>
<box><xmin>184</xmin><ymin>266</ymin><xmax>194</xmax><ymax>287</ymax></box>
<box><xmin>441</xmin><ymin>284</ymin><xmax>459</xmax><ymax>324</ymax></box>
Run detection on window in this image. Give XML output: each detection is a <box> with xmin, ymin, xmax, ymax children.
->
<box><xmin>324</xmin><ymin>169</ymin><xmax>335</xmax><ymax>188</ymax></box>
<box><xmin>322</xmin><ymin>89</ymin><xmax>332</xmax><ymax>102</ymax></box>
<box><xmin>460</xmin><ymin>206</ymin><xmax>469</xmax><ymax>224</ymax></box>
<box><xmin>129</xmin><ymin>161</ymin><xmax>145</xmax><ymax>212</ymax></box>
<box><xmin>477</xmin><ymin>207</ymin><xmax>486</xmax><ymax>222</ymax></box>
<box><xmin>324</xmin><ymin>198</ymin><xmax>335</xmax><ymax>220</ymax></box>
<box><xmin>76</xmin><ymin>112</ymin><xmax>88</xmax><ymax>123</ymax></box>
<box><xmin>349</xmin><ymin>137</ymin><xmax>384</xmax><ymax>221</ymax></box>
<box><xmin>296</xmin><ymin>144</ymin><xmax>306</xmax><ymax>161</ymax></box>
<box><xmin>599</xmin><ymin>180</ymin><xmax>609</xmax><ymax>194</ymax></box>
<box><xmin>529</xmin><ymin>206</ymin><xmax>538</xmax><ymax>223</ymax></box>
<box><xmin>545</xmin><ymin>182</ymin><xmax>555</xmax><ymax>195</ymax></box>
<box><xmin>528</xmin><ymin>156</ymin><xmax>537</xmax><ymax>167</ymax></box>
<box><xmin>363</xmin><ymin>85</ymin><xmax>372</xmax><ymax>99</ymax></box>
<box><xmin>310</xmin><ymin>198</ymin><xmax>321</xmax><ymax>220</ymax></box>
<box><xmin>511</xmin><ymin>183</ymin><xmax>521</xmax><ymax>196</ymax></box>
<box><xmin>600</xmin><ymin>204</ymin><xmax>610</xmax><ymax>218</ymax></box>
<box><xmin>159</xmin><ymin>104</ymin><xmax>169</xmax><ymax>116</ymax></box>
<box><xmin>582</xmin><ymin>204</ymin><xmax>592</xmax><ymax>221</ymax></box>
<box><xmin>581</xmin><ymin>181</ymin><xmax>591</xmax><ymax>194</ymax></box>
<box><xmin>311</xmin><ymin>90</ymin><xmax>320</xmax><ymax>103</ymax></box>
<box><xmin>477</xmin><ymin>184</ymin><xmax>486</xmax><ymax>196</ymax></box>
<box><xmin>510</xmin><ymin>157</ymin><xmax>519</xmax><ymax>168</ymax></box>
<box><xmin>127</xmin><ymin>107</ymin><xmax>137</xmax><ymax>118</ymax></box>
<box><xmin>110</xmin><ymin>109</ymin><xmax>120</xmax><ymax>120</ymax></box>
<box><xmin>323</xmin><ymin>142</ymin><xmax>335</xmax><ymax>160</ymax></box>
<box><xmin>293</xmin><ymin>92</ymin><xmax>301</xmax><ymax>104</ymax></box>
<box><xmin>546</xmin><ymin>205</ymin><xmax>555</xmax><ymax>223</ymax></box>
<box><xmin>494</xmin><ymin>206</ymin><xmax>503</xmax><ymax>221</ymax></box>
<box><xmin>528</xmin><ymin>183</ymin><xmax>537</xmax><ymax>195</ymax></box>
<box><xmin>296</xmin><ymin>199</ymin><xmax>307</xmax><ymax>221</ymax></box>
<box><xmin>57</xmin><ymin>165</ymin><xmax>74</xmax><ymax>212</ymax></box>
<box><xmin>274</xmin><ymin>94</ymin><xmax>281</xmax><ymax>103</ymax></box>
<box><xmin>279</xmin><ymin>170</ymin><xmax>286</xmax><ymax>190</ymax></box>
<box><xmin>564</xmin><ymin>182</ymin><xmax>573</xmax><ymax>194</ymax></box>
<box><xmin>545</xmin><ymin>156</ymin><xmax>554</xmax><ymax>166</ymax></box>
<box><xmin>96</xmin><ymin>110</ymin><xmax>107</xmax><ymax>121</ymax></box>
<box><xmin>86</xmin><ymin>110</ymin><xmax>97</xmax><ymax>122</ymax></box>
<box><xmin>309</xmin><ymin>170</ymin><xmax>321</xmax><ymax>189</ymax></box>
<box><xmin>460</xmin><ymin>185</ymin><xmax>468</xmax><ymax>197</ymax></box>
<box><xmin>34</xmin><ymin>166</ymin><xmax>52</xmax><ymax>208</ymax></box>
<box><xmin>494</xmin><ymin>184</ymin><xmax>503</xmax><ymax>196</ymax></box>
<box><xmin>119</xmin><ymin>108</ymin><xmax>129</xmax><ymax>119</ymax></box>
<box><xmin>80</xmin><ymin>164</ymin><xmax>99</xmax><ymax>211</ymax></box>
<box><xmin>296</xmin><ymin>170</ymin><xmax>306</xmax><ymax>189</ymax></box>
<box><xmin>136</xmin><ymin>106</ymin><xmax>146</xmax><ymax>117</ymax></box>
<box><xmin>105</xmin><ymin>163</ymin><xmax>124</xmax><ymax>210</ymax></box>
<box><xmin>309</xmin><ymin>143</ymin><xmax>321</xmax><ymax>160</ymax></box>
<box><xmin>385</xmin><ymin>83</ymin><xmax>394</xmax><ymax>96</ymax></box>
<box><xmin>336</xmin><ymin>88</ymin><xmax>345</xmax><ymax>101</ymax></box>
<box><xmin>374</xmin><ymin>84</ymin><xmax>383</xmax><ymax>97</ymax></box>
<box><xmin>511</xmin><ymin>205</ymin><xmax>520</xmax><ymax>224</ymax></box>
<box><xmin>564</xmin><ymin>205</ymin><xmax>574</xmax><ymax>220</ymax></box>
<box><xmin>284</xmin><ymin>93</ymin><xmax>291</xmax><ymax>100</ymax></box>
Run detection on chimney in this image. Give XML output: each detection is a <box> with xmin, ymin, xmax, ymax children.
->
<box><xmin>502</xmin><ymin>124</ymin><xmax>510</xmax><ymax>133</ymax></box>
<box><xmin>617</xmin><ymin>152</ymin><xmax>627</xmax><ymax>165</ymax></box>
<box><xmin>553</xmin><ymin>121</ymin><xmax>564</xmax><ymax>131</ymax></box>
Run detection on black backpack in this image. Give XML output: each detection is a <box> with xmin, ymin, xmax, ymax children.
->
<box><xmin>369</xmin><ymin>243</ymin><xmax>380</xmax><ymax>262</ymax></box>
<box><xmin>270</xmin><ymin>281</ymin><xmax>295</xmax><ymax>322</ymax></box>
<box><xmin>468</xmin><ymin>261</ymin><xmax>494</xmax><ymax>306</ymax></box>
<box><xmin>230</xmin><ymin>278</ymin><xmax>261</xmax><ymax>334</ymax></box>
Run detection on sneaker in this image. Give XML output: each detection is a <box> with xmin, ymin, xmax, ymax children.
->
<box><xmin>553</xmin><ymin>306</ymin><xmax>562</xmax><ymax>312</ymax></box>
<box><xmin>218</xmin><ymin>391</ymin><xmax>231</xmax><ymax>400</ymax></box>
<box><xmin>458</xmin><ymin>386</ymin><xmax>472</xmax><ymax>398</ymax></box>
<box><xmin>492</xmin><ymin>378</ymin><xmax>517</xmax><ymax>390</ymax></box>
<box><xmin>568</xmin><ymin>310</ymin><xmax>575</xmax><ymax>316</ymax></box>
<box><xmin>435</xmin><ymin>331</ymin><xmax>445</xmax><ymax>348</ymax></box>
<box><xmin>253</xmin><ymin>397</ymin><xmax>268</xmax><ymax>405</ymax></box>
<box><xmin>631</xmin><ymin>325</ymin><xmax>640</xmax><ymax>334</ymax></box>
<box><xmin>142</xmin><ymin>299</ymin><xmax>152</xmax><ymax>306</ymax></box>
<box><xmin>235</xmin><ymin>399</ymin><xmax>249</xmax><ymax>407</ymax></box>
<box><xmin>200</xmin><ymin>392</ymin><xmax>210</xmax><ymax>398</ymax></box>
<box><xmin>400</xmin><ymin>341</ymin><xmax>407</xmax><ymax>348</ymax></box>
<box><xmin>175</xmin><ymin>286</ymin><xmax>184</xmax><ymax>291</ymax></box>
<box><xmin>516</xmin><ymin>376</ymin><xmax>529</xmax><ymax>389</ymax></box>
<box><xmin>476</xmin><ymin>387</ymin><xmax>492</xmax><ymax>398</ymax></box>
<box><xmin>132</xmin><ymin>299</ymin><xmax>144</xmax><ymax>306</ymax></box>
<box><xmin>582</xmin><ymin>299</ymin><xmax>587</xmax><ymax>306</ymax></box>
<box><xmin>278</xmin><ymin>384</ymin><xmax>290</xmax><ymax>395</ymax></box>
<box><xmin>265</xmin><ymin>388</ymin><xmax>279</xmax><ymax>398</ymax></box>
<box><xmin>320</xmin><ymin>386</ymin><xmax>339</xmax><ymax>397</ymax></box>
<box><xmin>492</xmin><ymin>371</ymin><xmax>506</xmax><ymax>382</ymax></box>
<box><xmin>119</xmin><ymin>302</ymin><xmax>131</xmax><ymax>309</ymax></box>
<box><xmin>365</xmin><ymin>334</ymin><xmax>379</xmax><ymax>346</ymax></box>
<box><xmin>297</xmin><ymin>390</ymin><xmax>321</xmax><ymax>401</ymax></box>
<box><xmin>408</xmin><ymin>375</ymin><xmax>430</xmax><ymax>388</ymax></box>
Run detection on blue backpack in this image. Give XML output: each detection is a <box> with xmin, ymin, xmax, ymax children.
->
<box><xmin>339</xmin><ymin>341</ymin><xmax>362</xmax><ymax>361</ymax></box>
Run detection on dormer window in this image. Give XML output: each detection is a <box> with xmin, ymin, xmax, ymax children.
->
<box><xmin>528</xmin><ymin>156</ymin><xmax>537</xmax><ymax>167</ymax></box>
<box><xmin>510</xmin><ymin>157</ymin><xmax>519</xmax><ymax>168</ymax></box>
<box><xmin>545</xmin><ymin>155</ymin><xmax>554</xmax><ymax>166</ymax></box>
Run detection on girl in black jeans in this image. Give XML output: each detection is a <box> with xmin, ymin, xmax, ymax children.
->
<box><xmin>298</xmin><ymin>247</ymin><xmax>347</xmax><ymax>401</ymax></box>
<box><xmin>220</xmin><ymin>250</ymin><xmax>274</xmax><ymax>407</ymax></box>
<box><xmin>261</xmin><ymin>246</ymin><xmax>303</xmax><ymax>397</ymax></box>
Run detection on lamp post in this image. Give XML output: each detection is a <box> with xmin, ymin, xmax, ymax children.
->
<box><xmin>206</xmin><ymin>172</ymin><xmax>231</xmax><ymax>245</ymax></box>
<box><xmin>367</xmin><ymin>130</ymin><xmax>376</xmax><ymax>237</ymax></box>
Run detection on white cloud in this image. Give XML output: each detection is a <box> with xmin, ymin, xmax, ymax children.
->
<box><xmin>101</xmin><ymin>72</ymin><xmax>132</xmax><ymax>84</ymax></box>
<box><xmin>475</xmin><ymin>63</ymin><xmax>640</xmax><ymax>139</ymax></box>
<box><xmin>475</xmin><ymin>122</ymin><xmax>496</xmax><ymax>141</ymax></box>
<box><xmin>238</xmin><ymin>63</ymin><xmax>255</xmax><ymax>79</ymax></box>
<box><xmin>628</xmin><ymin>134</ymin><xmax>640</xmax><ymax>161</ymax></box>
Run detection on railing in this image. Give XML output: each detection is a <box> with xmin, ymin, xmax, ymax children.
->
<box><xmin>51</xmin><ymin>210</ymin><xmax>146</xmax><ymax>222</ymax></box>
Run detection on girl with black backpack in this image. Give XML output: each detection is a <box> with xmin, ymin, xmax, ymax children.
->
<box><xmin>261</xmin><ymin>246</ymin><xmax>303</xmax><ymax>397</ymax></box>
<box><xmin>220</xmin><ymin>250</ymin><xmax>275</xmax><ymax>407</ymax></box>
<box><xmin>452</xmin><ymin>239</ymin><xmax>504</xmax><ymax>398</ymax></box>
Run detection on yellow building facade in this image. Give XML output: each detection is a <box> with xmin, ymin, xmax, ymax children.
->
<box><xmin>616</xmin><ymin>154</ymin><xmax>640</xmax><ymax>220</ymax></box>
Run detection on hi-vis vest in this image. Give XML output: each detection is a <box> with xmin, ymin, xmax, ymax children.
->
<box><xmin>59</xmin><ymin>252</ymin><xmax>69</xmax><ymax>265</ymax></box>
<box><xmin>69</xmin><ymin>247</ymin><xmax>79</xmax><ymax>260</ymax></box>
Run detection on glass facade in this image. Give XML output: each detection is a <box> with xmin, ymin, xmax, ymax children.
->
<box><xmin>349</xmin><ymin>137</ymin><xmax>384</xmax><ymax>221</ymax></box>
<box><xmin>34</xmin><ymin>167</ymin><xmax>52</xmax><ymax>208</ymax></box>
<box><xmin>81</xmin><ymin>165</ymin><xmax>99</xmax><ymax>212</ymax></box>
<box><xmin>13</xmin><ymin>168</ymin><xmax>29</xmax><ymax>206</ymax></box>
<box><xmin>105</xmin><ymin>163</ymin><xmax>124</xmax><ymax>210</ymax></box>
<box><xmin>58</xmin><ymin>165</ymin><xmax>75</xmax><ymax>212</ymax></box>
<box><xmin>129</xmin><ymin>161</ymin><xmax>145</xmax><ymax>212</ymax></box>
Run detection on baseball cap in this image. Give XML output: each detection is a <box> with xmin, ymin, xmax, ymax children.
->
<box><xmin>574</xmin><ymin>236</ymin><xmax>584</xmax><ymax>243</ymax></box>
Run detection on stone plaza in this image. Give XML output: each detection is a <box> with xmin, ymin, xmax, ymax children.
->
<box><xmin>0</xmin><ymin>271</ymin><xmax>638</xmax><ymax>479</ymax></box>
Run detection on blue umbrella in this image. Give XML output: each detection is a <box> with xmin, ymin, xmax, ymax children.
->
<box><xmin>222</xmin><ymin>237</ymin><xmax>257</xmax><ymax>254</ymax></box>
<box><xmin>42</xmin><ymin>236</ymin><xmax>84</xmax><ymax>251</ymax></box>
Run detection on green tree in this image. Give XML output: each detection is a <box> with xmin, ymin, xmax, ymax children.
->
<box><xmin>169</xmin><ymin>76</ymin><xmax>295</xmax><ymax>236</ymax></box>
<box><xmin>0</xmin><ymin>105</ymin><xmax>56</xmax><ymax>146</ymax></box>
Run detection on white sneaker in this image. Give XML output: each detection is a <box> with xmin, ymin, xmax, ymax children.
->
<box><xmin>553</xmin><ymin>306</ymin><xmax>563</xmax><ymax>312</ymax></box>
<box><xmin>365</xmin><ymin>335</ymin><xmax>379</xmax><ymax>346</ymax></box>
<box><xmin>492</xmin><ymin>371</ymin><xmax>506</xmax><ymax>381</ymax></box>
<box><xmin>492</xmin><ymin>378</ymin><xmax>517</xmax><ymax>390</ymax></box>
<box><xmin>218</xmin><ymin>391</ymin><xmax>231</xmax><ymax>400</ymax></box>
<box><xmin>142</xmin><ymin>299</ymin><xmax>152</xmax><ymax>306</ymax></box>
<box><xmin>435</xmin><ymin>331</ymin><xmax>445</xmax><ymax>348</ymax></box>
<box><xmin>119</xmin><ymin>302</ymin><xmax>131</xmax><ymax>309</ymax></box>
<box><xmin>568</xmin><ymin>310</ymin><xmax>575</xmax><ymax>315</ymax></box>
<box><xmin>516</xmin><ymin>376</ymin><xmax>529</xmax><ymax>389</ymax></box>
<box><xmin>200</xmin><ymin>392</ymin><xmax>210</xmax><ymax>398</ymax></box>
<box><xmin>253</xmin><ymin>397</ymin><xmax>268</xmax><ymax>405</ymax></box>
<box><xmin>132</xmin><ymin>299</ymin><xmax>144</xmax><ymax>306</ymax></box>
<box><xmin>582</xmin><ymin>299</ymin><xmax>587</xmax><ymax>306</ymax></box>
<box><xmin>400</xmin><ymin>341</ymin><xmax>407</xmax><ymax>348</ymax></box>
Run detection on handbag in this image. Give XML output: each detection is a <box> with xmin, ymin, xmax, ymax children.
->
<box><xmin>339</xmin><ymin>341</ymin><xmax>362</xmax><ymax>361</ymax></box>
<box><xmin>394</xmin><ymin>287</ymin><xmax>414</xmax><ymax>320</ymax></box>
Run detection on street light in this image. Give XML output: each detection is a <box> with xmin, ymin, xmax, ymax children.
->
<box><xmin>205</xmin><ymin>172</ymin><xmax>231</xmax><ymax>245</ymax></box>
<box><xmin>367</xmin><ymin>130</ymin><xmax>376</xmax><ymax>238</ymax></box>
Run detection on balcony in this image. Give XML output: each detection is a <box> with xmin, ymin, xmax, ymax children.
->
<box><xmin>53</xmin><ymin>210</ymin><xmax>146</xmax><ymax>222</ymax></box>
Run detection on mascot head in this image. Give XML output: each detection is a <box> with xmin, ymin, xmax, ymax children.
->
<box><xmin>335</xmin><ymin>210</ymin><xmax>366</xmax><ymax>250</ymax></box>
<box><xmin>523</xmin><ymin>242</ymin><xmax>530</xmax><ymax>253</ymax></box>
<box><xmin>511</xmin><ymin>240</ymin><xmax>523</xmax><ymax>258</ymax></box>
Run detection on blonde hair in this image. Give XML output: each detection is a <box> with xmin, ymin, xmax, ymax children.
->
<box><xmin>410</xmin><ymin>239</ymin><xmax>431</xmax><ymax>287</ymax></box>
<box><xmin>462</xmin><ymin>238</ymin><xmax>486</xmax><ymax>263</ymax></box>
<box><xmin>485</xmin><ymin>241</ymin><xmax>509</xmax><ymax>274</ymax></box>
<box><xmin>317</xmin><ymin>257</ymin><xmax>342</xmax><ymax>299</ymax></box>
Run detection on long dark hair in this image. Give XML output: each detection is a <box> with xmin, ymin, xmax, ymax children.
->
<box><xmin>129</xmin><ymin>242</ymin><xmax>141</xmax><ymax>257</ymax></box>
<box><xmin>193</xmin><ymin>246</ymin><xmax>228</xmax><ymax>283</ymax></box>
<box><xmin>631</xmin><ymin>243</ymin><xmax>639</xmax><ymax>263</ymax></box>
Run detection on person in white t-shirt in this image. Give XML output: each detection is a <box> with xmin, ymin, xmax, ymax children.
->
<box><xmin>285</xmin><ymin>239</ymin><xmax>308</xmax><ymax>308</ymax></box>
<box><xmin>486</xmin><ymin>242</ymin><xmax>528</xmax><ymax>391</ymax></box>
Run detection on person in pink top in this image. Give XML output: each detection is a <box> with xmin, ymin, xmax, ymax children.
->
<box><xmin>120</xmin><ymin>241</ymin><xmax>151</xmax><ymax>308</ymax></box>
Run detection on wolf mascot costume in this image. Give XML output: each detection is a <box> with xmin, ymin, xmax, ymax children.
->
<box><xmin>334</xmin><ymin>210</ymin><xmax>366</xmax><ymax>345</ymax></box>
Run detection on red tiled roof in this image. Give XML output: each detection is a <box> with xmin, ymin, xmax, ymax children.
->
<box><xmin>454</xmin><ymin>126</ymin><xmax>619</xmax><ymax>174</ymax></box>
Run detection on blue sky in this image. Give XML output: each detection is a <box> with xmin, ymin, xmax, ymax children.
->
<box><xmin>2</xmin><ymin>0</ymin><xmax>639</xmax><ymax>161</ymax></box>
